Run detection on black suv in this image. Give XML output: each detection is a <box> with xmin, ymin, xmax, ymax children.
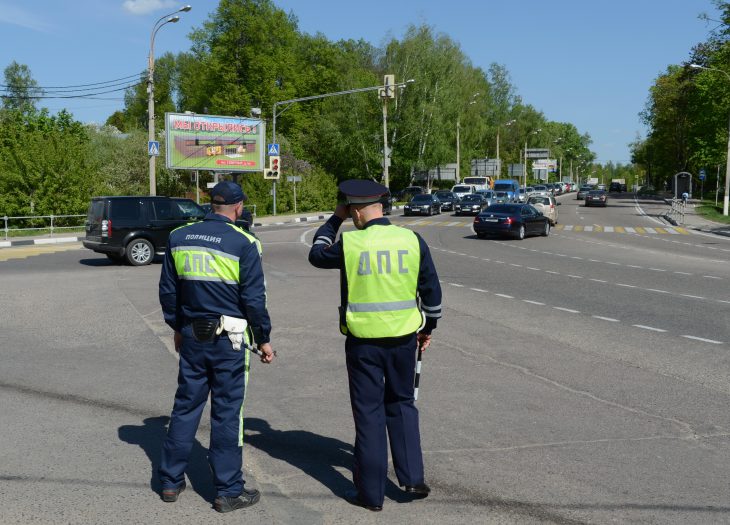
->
<box><xmin>83</xmin><ymin>196</ymin><xmax>205</xmax><ymax>265</ymax></box>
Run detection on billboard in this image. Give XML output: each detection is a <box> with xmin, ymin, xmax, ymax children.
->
<box><xmin>165</xmin><ymin>113</ymin><xmax>265</xmax><ymax>172</ymax></box>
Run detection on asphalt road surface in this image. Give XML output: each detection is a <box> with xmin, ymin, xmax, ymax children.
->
<box><xmin>1</xmin><ymin>192</ymin><xmax>729</xmax><ymax>524</ymax></box>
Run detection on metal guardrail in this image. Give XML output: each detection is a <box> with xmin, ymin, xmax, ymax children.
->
<box><xmin>666</xmin><ymin>198</ymin><xmax>687</xmax><ymax>224</ymax></box>
<box><xmin>2</xmin><ymin>214</ymin><xmax>87</xmax><ymax>240</ymax></box>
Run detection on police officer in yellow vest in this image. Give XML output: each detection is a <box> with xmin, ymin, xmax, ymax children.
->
<box><xmin>158</xmin><ymin>181</ymin><xmax>274</xmax><ymax>513</ymax></box>
<box><xmin>309</xmin><ymin>179</ymin><xmax>442</xmax><ymax>511</ymax></box>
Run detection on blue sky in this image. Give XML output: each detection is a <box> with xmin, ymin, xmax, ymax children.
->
<box><xmin>0</xmin><ymin>0</ymin><xmax>720</xmax><ymax>163</ymax></box>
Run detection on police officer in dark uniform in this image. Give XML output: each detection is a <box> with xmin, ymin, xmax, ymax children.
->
<box><xmin>308</xmin><ymin>179</ymin><xmax>442</xmax><ymax>511</ymax></box>
<box><xmin>158</xmin><ymin>181</ymin><xmax>274</xmax><ymax>513</ymax></box>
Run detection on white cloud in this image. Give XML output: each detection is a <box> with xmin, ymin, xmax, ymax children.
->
<box><xmin>0</xmin><ymin>3</ymin><xmax>52</xmax><ymax>32</ymax></box>
<box><xmin>122</xmin><ymin>0</ymin><xmax>178</xmax><ymax>15</ymax></box>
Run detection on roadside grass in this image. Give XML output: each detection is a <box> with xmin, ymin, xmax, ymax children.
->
<box><xmin>696</xmin><ymin>203</ymin><xmax>730</xmax><ymax>224</ymax></box>
<box><xmin>2</xmin><ymin>228</ymin><xmax>85</xmax><ymax>239</ymax></box>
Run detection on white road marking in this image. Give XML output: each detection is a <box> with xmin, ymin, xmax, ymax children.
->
<box><xmin>571</xmin><ymin>256</ymin><xmax>583</xmax><ymax>260</ymax></box>
<box><xmin>590</xmin><ymin>278</ymin><xmax>607</xmax><ymax>283</ymax></box>
<box><xmin>494</xmin><ymin>293</ymin><xmax>513</xmax><ymax>299</ymax></box>
<box><xmin>564</xmin><ymin>225</ymin><xmax>574</xmax><ymax>231</ymax></box>
<box><xmin>527</xmin><ymin>267</ymin><xmax>541</xmax><ymax>271</ymax></box>
<box><xmin>681</xmin><ymin>335</ymin><xmax>723</xmax><ymax>345</ymax></box>
<box><xmin>648</xmin><ymin>268</ymin><xmax>666</xmax><ymax>272</ymax></box>
<box><xmin>681</xmin><ymin>294</ymin><xmax>705</xmax><ymax>299</ymax></box>
<box><xmin>495</xmin><ymin>260</ymin><xmax>505</xmax><ymax>264</ymax></box>
<box><xmin>567</xmin><ymin>275</ymin><xmax>583</xmax><ymax>279</ymax></box>
<box><xmin>647</xmin><ymin>289</ymin><xmax>670</xmax><ymax>294</ymax></box>
<box><xmin>510</xmin><ymin>263</ymin><xmax>522</xmax><ymax>267</ymax></box>
<box><xmin>604</xmin><ymin>226</ymin><xmax>614</xmax><ymax>233</ymax></box>
<box><xmin>633</xmin><ymin>324</ymin><xmax>667</xmax><ymax>333</ymax></box>
<box><xmin>605</xmin><ymin>261</ymin><xmax>621</xmax><ymax>266</ymax></box>
<box><xmin>627</xmin><ymin>264</ymin><xmax>643</xmax><ymax>269</ymax></box>
<box><xmin>584</xmin><ymin>226</ymin><xmax>594</xmax><ymax>232</ymax></box>
<box><xmin>704</xmin><ymin>275</ymin><xmax>723</xmax><ymax>280</ymax></box>
<box><xmin>470</xmin><ymin>288</ymin><xmax>488</xmax><ymax>293</ymax></box>
<box><xmin>673</xmin><ymin>271</ymin><xmax>692</xmax><ymax>275</ymax></box>
<box><xmin>482</xmin><ymin>258</ymin><xmax>491</xmax><ymax>261</ymax></box>
<box><xmin>644</xmin><ymin>227</ymin><xmax>657</xmax><ymax>234</ymax></box>
<box><xmin>718</xmin><ymin>300</ymin><xmax>730</xmax><ymax>304</ymax></box>
<box><xmin>625</xmin><ymin>227</ymin><xmax>636</xmax><ymax>233</ymax></box>
<box><xmin>593</xmin><ymin>316</ymin><xmax>620</xmax><ymax>322</ymax></box>
<box><xmin>554</xmin><ymin>307</ymin><xmax>580</xmax><ymax>313</ymax></box>
<box><xmin>616</xmin><ymin>283</ymin><xmax>637</xmax><ymax>288</ymax></box>
<box><xmin>449</xmin><ymin>283</ymin><xmax>464</xmax><ymax>287</ymax></box>
<box><xmin>545</xmin><ymin>270</ymin><xmax>560</xmax><ymax>275</ymax></box>
<box><xmin>522</xmin><ymin>300</ymin><xmax>545</xmax><ymax>305</ymax></box>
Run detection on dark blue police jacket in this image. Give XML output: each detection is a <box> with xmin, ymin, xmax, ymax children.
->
<box><xmin>159</xmin><ymin>213</ymin><xmax>271</xmax><ymax>344</ymax></box>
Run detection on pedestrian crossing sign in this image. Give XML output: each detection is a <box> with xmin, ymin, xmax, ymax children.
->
<box><xmin>148</xmin><ymin>141</ymin><xmax>160</xmax><ymax>156</ymax></box>
<box><xmin>267</xmin><ymin>143</ymin><xmax>280</xmax><ymax>156</ymax></box>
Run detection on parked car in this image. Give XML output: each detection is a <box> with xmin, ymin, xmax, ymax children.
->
<box><xmin>83</xmin><ymin>196</ymin><xmax>205</xmax><ymax>266</ymax></box>
<box><xmin>455</xmin><ymin>193</ymin><xmax>489</xmax><ymax>215</ymax></box>
<box><xmin>474</xmin><ymin>203</ymin><xmax>550</xmax><ymax>240</ymax></box>
<box><xmin>528</xmin><ymin>195</ymin><xmax>559</xmax><ymax>225</ymax></box>
<box><xmin>584</xmin><ymin>190</ymin><xmax>608</xmax><ymax>207</ymax></box>
<box><xmin>576</xmin><ymin>184</ymin><xmax>594</xmax><ymax>200</ymax></box>
<box><xmin>199</xmin><ymin>202</ymin><xmax>255</xmax><ymax>229</ymax></box>
<box><xmin>404</xmin><ymin>194</ymin><xmax>441</xmax><ymax>216</ymax></box>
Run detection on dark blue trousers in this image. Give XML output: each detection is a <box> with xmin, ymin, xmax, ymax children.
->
<box><xmin>345</xmin><ymin>333</ymin><xmax>425</xmax><ymax>507</ymax></box>
<box><xmin>159</xmin><ymin>323</ymin><xmax>250</xmax><ymax>497</ymax></box>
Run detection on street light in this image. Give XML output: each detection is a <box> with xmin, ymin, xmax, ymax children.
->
<box><xmin>689</xmin><ymin>63</ymin><xmax>730</xmax><ymax>216</ymax></box>
<box><xmin>271</xmin><ymin>77</ymin><xmax>414</xmax><ymax>213</ymax></box>
<box><xmin>523</xmin><ymin>128</ymin><xmax>541</xmax><ymax>188</ymax></box>
<box><xmin>456</xmin><ymin>93</ymin><xmax>480</xmax><ymax>181</ymax></box>
<box><xmin>496</xmin><ymin>119</ymin><xmax>516</xmax><ymax>179</ymax></box>
<box><xmin>147</xmin><ymin>5</ymin><xmax>192</xmax><ymax>196</ymax></box>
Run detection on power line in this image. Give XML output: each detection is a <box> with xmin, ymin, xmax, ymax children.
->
<box><xmin>0</xmin><ymin>82</ymin><xmax>144</xmax><ymax>99</ymax></box>
<box><xmin>0</xmin><ymin>72</ymin><xmax>144</xmax><ymax>90</ymax></box>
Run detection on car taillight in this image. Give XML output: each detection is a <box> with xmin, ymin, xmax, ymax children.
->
<box><xmin>505</xmin><ymin>217</ymin><xmax>513</xmax><ymax>225</ymax></box>
<box><xmin>473</xmin><ymin>216</ymin><xmax>479</xmax><ymax>223</ymax></box>
<box><xmin>550</xmin><ymin>204</ymin><xmax>555</xmax><ymax>209</ymax></box>
<box><xmin>101</xmin><ymin>219</ymin><xmax>111</xmax><ymax>238</ymax></box>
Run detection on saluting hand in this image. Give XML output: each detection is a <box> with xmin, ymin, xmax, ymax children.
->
<box><xmin>258</xmin><ymin>343</ymin><xmax>275</xmax><ymax>363</ymax></box>
<box><xmin>416</xmin><ymin>332</ymin><xmax>431</xmax><ymax>352</ymax></box>
<box><xmin>334</xmin><ymin>203</ymin><xmax>350</xmax><ymax>220</ymax></box>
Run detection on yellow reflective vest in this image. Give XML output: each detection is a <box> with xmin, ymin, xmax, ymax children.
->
<box><xmin>342</xmin><ymin>224</ymin><xmax>424</xmax><ymax>338</ymax></box>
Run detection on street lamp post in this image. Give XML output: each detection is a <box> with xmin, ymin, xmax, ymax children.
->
<box><xmin>271</xmin><ymin>78</ymin><xmax>414</xmax><ymax>213</ymax></box>
<box><xmin>497</xmin><ymin>119</ymin><xmax>516</xmax><ymax>179</ymax></box>
<box><xmin>147</xmin><ymin>5</ymin><xmax>191</xmax><ymax>196</ymax></box>
<box><xmin>690</xmin><ymin>63</ymin><xmax>730</xmax><ymax>216</ymax></box>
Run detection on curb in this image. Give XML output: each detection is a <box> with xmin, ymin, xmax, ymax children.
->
<box><xmin>251</xmin><ymin>206</ymin><xmax>405</xmax><ymax>228</ymax></box>
<box><xmin>0</xmin><ymin>236</ymin><xmax>84</xmax><ymax>249</ymax></box>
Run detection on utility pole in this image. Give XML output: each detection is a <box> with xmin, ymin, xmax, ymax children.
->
<box><xmin>456</xmin><ymin>119</ymin><xmax>461</xmax><ymax>182</ymax></box>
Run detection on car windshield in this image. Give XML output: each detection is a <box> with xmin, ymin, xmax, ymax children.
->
<box><xmin>580</xmin><ymin>186</ymin><xmax>593</xmax><ymax>191</ymax></box>
<box><xmin>411</xmin><ymin>194</ymin><xmax>433</xmax><ymax>202</ymax></box>
<box><xmin>533</xmin><ymin>185</ymin><xmax>547</xmax><ymax>191</ymax></box>
<box><xmin>529</xmin><ymin>197</ymin><xmax>550</xmax><ymax>205</ymax></box>
<box><xmin>484</xmin><ymin>204</ymin><xmax>521</xmax><ymax>214</ymax></box>
<box><xmin>461</xmin><ymin>195</ymin><xmax>481</xmax><ymax>202</ymax></box>
<box><xmin>480</xmin><ymin>191</ymin><xmax>494</xmax><ymax>198</ymax></box>
<box><xmin>452</xmin><ymin>186</ymin><xmax>471</xmax><ymax>192</ymax></box>
<box><xmin>495</xmin><ymin>191</ymin><xmax>507</xmax><ymax>197</ymax></box>
<box><xmin>435</xmin><ymin>192</ymin><xmax>453</xmax><ymax>199</ymax></box>
<box><xmin>587</xmin><ymin>190</ymin><xmax>605</xmax><ymax>195</ymax></box>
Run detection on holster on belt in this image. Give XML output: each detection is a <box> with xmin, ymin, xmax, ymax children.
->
<box><xmin>191</xmin><ymin>319</ymin><xmax>220</xmax><ymax>342</ymax></box>
<box><xmin>216</xmin><ymin>315</ymin><xmax>248</xmax><ymax>351</ymax></box>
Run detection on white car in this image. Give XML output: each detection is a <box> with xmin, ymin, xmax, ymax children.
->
<box><xmin>451</xmin><ymin>184</ymin><xmax>476</xmax><ymax>201</ymax></box>
<box><xmin>528</xmin><ymin>195</ymin><xmax>559</xmax><ymax>225</ymax></box>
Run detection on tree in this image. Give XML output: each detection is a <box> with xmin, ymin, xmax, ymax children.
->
<box><xmin>2</xmin><ymin>61</ymin><xmax>42</xmax><ymax>113</ymax></box>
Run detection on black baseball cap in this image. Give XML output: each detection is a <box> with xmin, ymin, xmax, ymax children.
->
<box><xmin>338</xmin><ymin>179</ymin><xmax>389</xmax><ymax>205</ymax></box>
<box><xmin>210</xmin><ymin>181</ymin><xmax>246</xmax><ymax>205</ymax></box>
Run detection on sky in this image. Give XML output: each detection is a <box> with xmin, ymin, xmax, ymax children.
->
<box><xmin>0</xmin><ymin>0</ymin><xmax>721</xmax><ymax>164</ymax></box>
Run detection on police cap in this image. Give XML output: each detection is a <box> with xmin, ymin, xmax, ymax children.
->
<box><xmin>210</xmin><ymin>181</ymin><xmax>246</xmax><ymax>205</ymax></box>
<box><xmin>339</xmin><ymin>179</ymin><xmax>389</xmax><ymax>205</ymax></box>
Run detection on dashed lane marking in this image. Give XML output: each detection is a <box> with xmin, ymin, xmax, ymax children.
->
<box><xmin>633</xmin><ymin>325</ymin><xmax>667</xmax><ymax>333</ymax></box>
<box><xmin>681</xmin><ymin>335</ymin><xmax>723</xmax><ymax>344</ymax></box>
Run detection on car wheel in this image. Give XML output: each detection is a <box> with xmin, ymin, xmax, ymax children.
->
<box><xmin>126</xmin><ymin>238</ymin><xmax>154</xmax><ymax>266</ymax></box>
<box><xmin>427</xmin><ymin>208</ymin><xmax>432</xmax><ymax>216</ymax></box>
<box><xmin>542</xmin><ymin>222</ymin><xmax>550</xmax><ymax>237</ymax></box>
<box><xmin>515</xmin><ymin>225</ymin><xmax>525</xmax><ymax>240</ymax></box>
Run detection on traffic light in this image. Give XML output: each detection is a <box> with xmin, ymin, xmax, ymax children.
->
<box><xmin>264</xmin><ymin>155</ymin><xmax>280</xmax><ymax>180</ymax></box>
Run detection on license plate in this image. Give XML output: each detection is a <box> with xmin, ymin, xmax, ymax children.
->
<box><xmin>483</xmin><ymin>218</ymin><xmax>498</xmax><ymax>222</ymax></box>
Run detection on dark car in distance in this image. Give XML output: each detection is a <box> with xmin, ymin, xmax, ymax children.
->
<box><xmin>433</xmin><ymin>190</ymin><xmax>458</xmax><ymax>212</ymax></box>
<box><xmin>84</xmin><ymin>196</ymin><xmax>205</xmax><ymax>266</ymax></box>
<box><xmin>455</xmin><ymin>193</ymin><xmax>489</xmax><ymax>215</ymax></box>
<box><xmin>576</xmin><ymin>185</ymin><xmax>594</xmax><ymax>200</ymax></box>
<box><xmin>473</xmin><ymin>203</ymin><xmax>550</xmax><ymax>240</ymax></box>
<box><xmin>404</xmin><ymin>194</ymin><xmax>441</xmax><ymax>216</ymax></box>
<box><xmin>584</xmin><ymin>190</ymin><xmax>608</xmax><ymax>207</ymax></box>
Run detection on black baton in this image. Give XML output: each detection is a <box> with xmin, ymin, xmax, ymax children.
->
<box><xmin>414</xmin><ymin>347</ymin><xmax>423</xmax><ymax>401</ymax></box>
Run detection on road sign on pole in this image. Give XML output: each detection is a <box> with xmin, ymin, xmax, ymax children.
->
<box><xmin>148</xmin><ymin>141</ymin><xmax>160</xmax><ymax>156</ymax></box>
<box><xmin>267</xmin><ymin>143</ymin><xmax>280</xmax><ymax>156</ymax></box>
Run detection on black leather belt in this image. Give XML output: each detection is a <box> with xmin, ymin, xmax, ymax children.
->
<box><xmin>191</xmin><ymin>319</ymin><xmax>220</xmax><ymax>342</ymax></box>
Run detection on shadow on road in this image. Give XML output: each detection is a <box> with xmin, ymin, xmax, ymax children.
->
<box><xmin>243</xmin><ymin>418</ymin><xmax>412</xmax><ymax>503</ymax></box>
<box><xmin>118</xmin><ymin>416</ymin><xmax>216</xmax><ymax>503</ymax></box>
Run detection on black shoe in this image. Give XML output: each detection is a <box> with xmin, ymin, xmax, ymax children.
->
<box><xmin>404</xmin><ymin>483</ymin><xmax>430</xmax><ymax>498</ymax></box>
<box><xmin>344</xmin><ymin>490</ymin><xmax>382</xmax><ymax>512</ymax></box>
<box><xmin>161</xmin><ymin>482</ymin><xmax>186</xmax><ymax>502</ymax></box>
<box><xmin>214</xmin><ymin>488</ymin><xmax>261</xmax><ymax>513</ymax></box>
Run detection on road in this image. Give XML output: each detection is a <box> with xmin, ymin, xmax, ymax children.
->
<box><xmin>1</xmin><ymin>192</ymin><xmax>729</xmax><ymax>524</ymax></box>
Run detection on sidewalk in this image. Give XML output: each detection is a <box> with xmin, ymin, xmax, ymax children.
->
<box><xmin>657</xmin><ymin>194</ymin><xmax>730</xmax><ymax>237</ymax></box>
